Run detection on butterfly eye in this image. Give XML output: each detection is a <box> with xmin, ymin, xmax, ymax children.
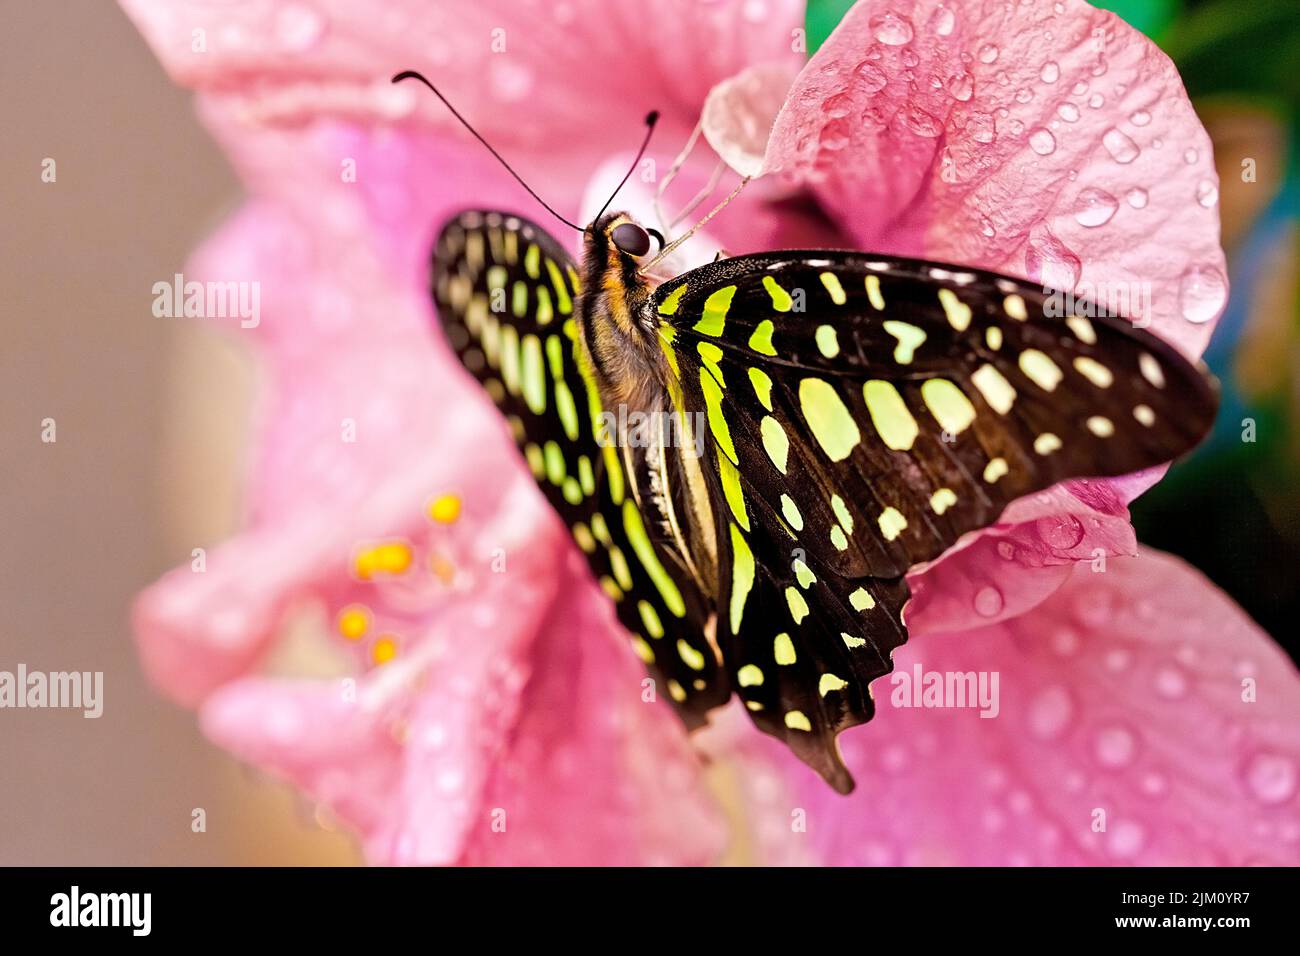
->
<box><xmin>611</xmin><ymin>222</ymin><xmax>652</xmax><ymax>257</ymax></box>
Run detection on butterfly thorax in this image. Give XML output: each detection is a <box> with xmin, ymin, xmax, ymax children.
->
<box><xmin>576</xmin><ymin>213</ymin><xmax>670</xmax><ymax>417</ymax></box>
<box><xmin>576</xmin><ymin>212</ymin><xmax>721</xmax><ymax>600</ymax></box>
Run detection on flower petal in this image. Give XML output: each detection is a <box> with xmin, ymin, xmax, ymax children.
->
<box><xmin>702</xmin><ymin>62</ymin><xmax>801</xmax><ymax>178</ymax></box>
<box><xmin>765</xmin><ymin>0</ymin><xmax>1227</xmax><ymax>354</ymax></box>
<box><xmin>763</xmin><ymin>550</ymin><xmax>1300</xmax><ymax>865</ymax></box>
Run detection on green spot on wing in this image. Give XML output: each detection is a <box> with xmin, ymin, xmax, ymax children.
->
<box><xmin>798</xmin><ymin>378</ymin><xmax>861</xmax><ymax>461</ymax></box>
<box><xmin>658</xmin><ymin>283</ymin><xmax>687</xmax><ymax>315</ymax></box>
<box><xmin>729</xmin><ymin>522</ymin><xmax>755</xmax><ymax>635</ymax></box>
<box><xmin>622</xmin><ymin>500</ymin><xmax>685</xmax><ymax>617</ymax></box>
<box><xmin>762</xmin><ymin>275</ymin><xmax>793</xmax><ymax>312</ymax></box>
<box><xmin>694</xmin><ymin>285</ymin><xmax>736</xmax><ymax>337</ymax></box>
<box><xmin>748</xmin><ymin>319</ymin><xmax>776</xmax><ymax>356</ymax></box>
<box><xmin>748</xmin><ymin>367</ymin><xmax>774</xmax><ymax>411</ymax></box>
<box><xmin>700</xmin><ymin>367</ymin><xmax>738</xmax><ymax>464</ymax></box>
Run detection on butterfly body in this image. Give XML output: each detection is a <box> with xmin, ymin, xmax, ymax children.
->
<box><xmin>430</xmin><ymin>207</ymin><xmax>1217</xmax><ymax>793</ymax></box>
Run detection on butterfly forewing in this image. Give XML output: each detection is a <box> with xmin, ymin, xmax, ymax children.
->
<box><xmin>655</xmin><ymin>251</ymin><xmax>1217</xmax><ymax>789</ymax></box>
<box><xmin>657</xmin><ymin>253</ymin><xmax>1216</xmax><ymax>577</ymax></box>
<box><xmin>431</xmin><ymin>211</ymin><xmax>729</xmax><ymax>725</ymax></box>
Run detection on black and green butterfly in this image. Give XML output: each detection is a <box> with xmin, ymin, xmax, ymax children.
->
<box><xmin>406</xmin><ymin>76</ymin><xmax>1218</xmax><ymax>794</ymax></box>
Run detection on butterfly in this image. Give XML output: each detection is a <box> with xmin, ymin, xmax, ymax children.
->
<box><xmin>404</xmin><ymin>73</ymin><xmax>1218</xmax><ymax>794</ymax></box>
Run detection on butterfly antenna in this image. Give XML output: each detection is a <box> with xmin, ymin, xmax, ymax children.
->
<box><xmin>392</xmin><ymin>70</ymin><xmax>584</xmax><ymax>232</ymax></box>
<box><xmin>594</xmin><ymin>110</ymin><xmax>660</xmax><ymax>223</ymax></box>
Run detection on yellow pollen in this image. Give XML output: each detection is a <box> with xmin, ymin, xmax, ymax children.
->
<box><xmin>337</xmin><ymin>605</ymin><xmax>370</xmax><ymax>640</ymax></box>
<box><xmin>354</xmin><ymin>541</ymin><xmax>413</xmax><ymax>579</ymax></box>
<box><xmin>428</xmin><ymin>494</ymin><xmax>462</xmax><ymax>524</ymax></box>
<box><xmin>371</xmin><ymin>635</ymin><xmax>398</xmax><ymax>665</ymax></box>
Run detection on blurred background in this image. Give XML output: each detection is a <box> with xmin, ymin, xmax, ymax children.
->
<box><xmin>0</xmin><ymin>0</ymin><xmax>1295</xmax><ymax>864</ymax></box>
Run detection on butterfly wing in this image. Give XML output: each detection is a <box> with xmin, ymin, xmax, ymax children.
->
<box><xmin>656</xmin><ymin>251</ymin><xmax>1217</xmax><ymax>790</ymax></box>
<box><xmin>431</xmin><ymin>211</ymin><xmax>729</xmax><ymax>725</ymax></box>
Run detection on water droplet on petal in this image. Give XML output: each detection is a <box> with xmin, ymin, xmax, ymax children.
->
<box><xmin>489</xmin><ymin>59</ymin><xmax>535</xmax><ymax>102</ymax></box>
<box><xmin>1183</xmin><ymin>147</ymin><xmax>1199</xmax><ymax>164</ymax></box>
<box><xmin>1025</xmin><ymin>221</ymin><xmax>1082</xmax><ymax>289</ymax></box>
<box><xmin>1072</xmin><ymin>186</ymin><xmax>1118</xmax><ymax>226</ymax></box>
<box><xmin>1008</xmin><ymin>118</ymin><xmax>1024</xmax><ymax>136</ymax></box>
<box><xmin>822</xmin><ymin>92</ymin><xmax>854</xmax><ymax>118</ymax></box>
<box><xmin>973</xmin><ymin>585</ymin><xmax>1004</xmax><ymax>617</ymax></box>
<box><xmin>1196</xmin><ymin>179</ymin><xmax>1219</xmax><ymax>207</ymax></box>
<box><xmin>1129</xmin><ymin>109</ymin><xmax>1151</xmax><ymax>126</ymax></box>
<box><xmin>375</xmin><ymin>80</ymin><xmax>418</xmax><ymax>118</ymax></box>
<box><xmin>1040</xmin><ymin>61</ymin><xmax>1060</xmax><ymax>83</ymax></box>
<box><xmin>979</xmin><ymin>215</ymin><xmax>996</xmax><ymax>237</ymax></box>
<box><xmin>947</xmin><ymin>70</ymin><xmax>974</xmax><ymax>101</ymax></box>
<box><xmin>1028</xmin><ymin>685</ymin><xmax>1074</xmax><ymax>740</ymax></box>
<box><xmin>1090</xmin><ymin>57</ymin><xmax>1108</xmax><ymax>77</ymax></box>
<box><xmin>854</xmin><ymin>61</ymin><xmax>889</xmax><ymax>93</ymax></box>
<box><xmin>1056</xmin><ymin>102</ymin><xmax>1080</xmax><ymax>122</ymax></box>
<box><xmin>1050</xmin><ymin>627</ymin><xmax>1080</xmax><ymax>656</ymax></box>
<box><xmin>1028</xmin><ymin>127</ymin><xmax>1056</xmax><ymax>155</ymax></box>
<box><xmin>901</xmin><ymin>104</ymin><xmax>943</xmax><ymax>137</ymax></box>
<box><xmin>978</xmin><ymin>43</ymin><xmax>999</xmax><ymax>63</ymax></box>
<box><xmin>1178</xmin><ymin>264</ymin><xmax>1227</xmax><ymax>323</ymax></box>
<box><xmin>1105</xmin><ymin>648</ymin><xmax>1132</xmax><ymax>672</ymax></box>
<box><xmin>1126</xmin><ymin>187</ymin><xmax>1149</xmax><ymax>208</ymax></box>
<box><xmin>1102</xmin><ymin>127</ymin><xmax>1140</xmax><ymax>163</ymax></box>
<box><xmin>1154</xmin><ymin>665</ymin><xmax>1189</xmax><ymax>699</ymax></box>
<box><xmin>870</xmin><ymin>11</ymin><xmax>915</xmax><ymax>45</ymax></box>
<box><xmin>1037</xmin><ymin>514</ymin><xmax>1085</xmax><ymax>549</ymax></box>
<box><xmin>1072</xmin><ymin>80</ymin><xmax>1089</xmax><ymax>95</ymax></box>
<box><xmin>818</xmin><ymin>119</ymin><xmax>852</xmax><ymax>151</ymax></box>
<box><xmin>1094</xmin><ymin>724</ymin><xmax>1138</xmax><ymax>768</ymax></box>
<box><xmin>1243</xmin><ymin>752</ymin><xmax>1297</xmax><ymax>804</ymax></box>
<box><xmin>901</xmin><ymin>49</ymin><xmax>920</xmax><ymax>68</ymax></box>
<box><xmin>1141</xmin><ymin>771</ymin><xmax>1168</xmax><ymax>797</ymax></box>
<box><xmin>859</xmin><ymin>106</ymin><xmax>888</xmax><ymax>128</ymax></box>
<box><xmin>966</xmin><ymin>111</ymin><xmax>996</xmax><ymax>144</ymax></box>
<box><xmin>1107</xmin><ymin>820</ymin><xmax>1146</xmax><ymax>859</ymax></box>
<box><xmin>275</xmin><ymin>3</ymin><xmax>327</xmax><ymax>51</ymax></box>
<box><xmin>930</xmin><ymin>5</ymin><xmax>956</xmax><ymax>35</ymax></box>
<box><xmin>1088</xmin><ymin>92</ymin><xmax>1105</xmax><ymax>109</ymax></box>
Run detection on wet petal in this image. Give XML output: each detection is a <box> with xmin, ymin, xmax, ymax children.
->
<box><xmin>765</xmin><ymin>0</ymin><xmax>1227</xmax><ymax>353</ymax></box>
<box><xmin>763</xmin><ymin>551</ymin><xmax>1300</xmax><ymax>865</ymax></box>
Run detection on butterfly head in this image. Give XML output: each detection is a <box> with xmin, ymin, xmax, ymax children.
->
<box><xmin>576</xmin><ymin>212</ymin><xmax>671</xmax><ymax>408</ymax></box>
<box><xmin>588</xmin><ymin>212</ymin><xmax>664</xmax><ymax>262</ymax></box>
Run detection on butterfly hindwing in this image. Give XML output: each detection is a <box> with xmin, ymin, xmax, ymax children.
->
<box><xmin>431</xmin><ymin>211</ymin><xmax>728</xmax><ymax>726</ymax></box>
<box><xmin>656</xmin><ymin>251</ymin><xmax>1217</xmax><ymax>788</ymax></box>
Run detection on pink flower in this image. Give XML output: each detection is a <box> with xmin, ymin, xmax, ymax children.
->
<box><xmin>121</xmin><ymin>0</ymin><xmax>1300</xmax><ymax>865</ymax></box>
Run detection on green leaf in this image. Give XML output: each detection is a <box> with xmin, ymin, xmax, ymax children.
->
<box><xmin>804</xmin><ymin>0</ymin><xmax>856</xmax><ymax>56</ymax></box>
<box><xmin>1090</xmin><ymin>0</ymin><xmax>1182</xmax><ymax>40</ymax></box>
